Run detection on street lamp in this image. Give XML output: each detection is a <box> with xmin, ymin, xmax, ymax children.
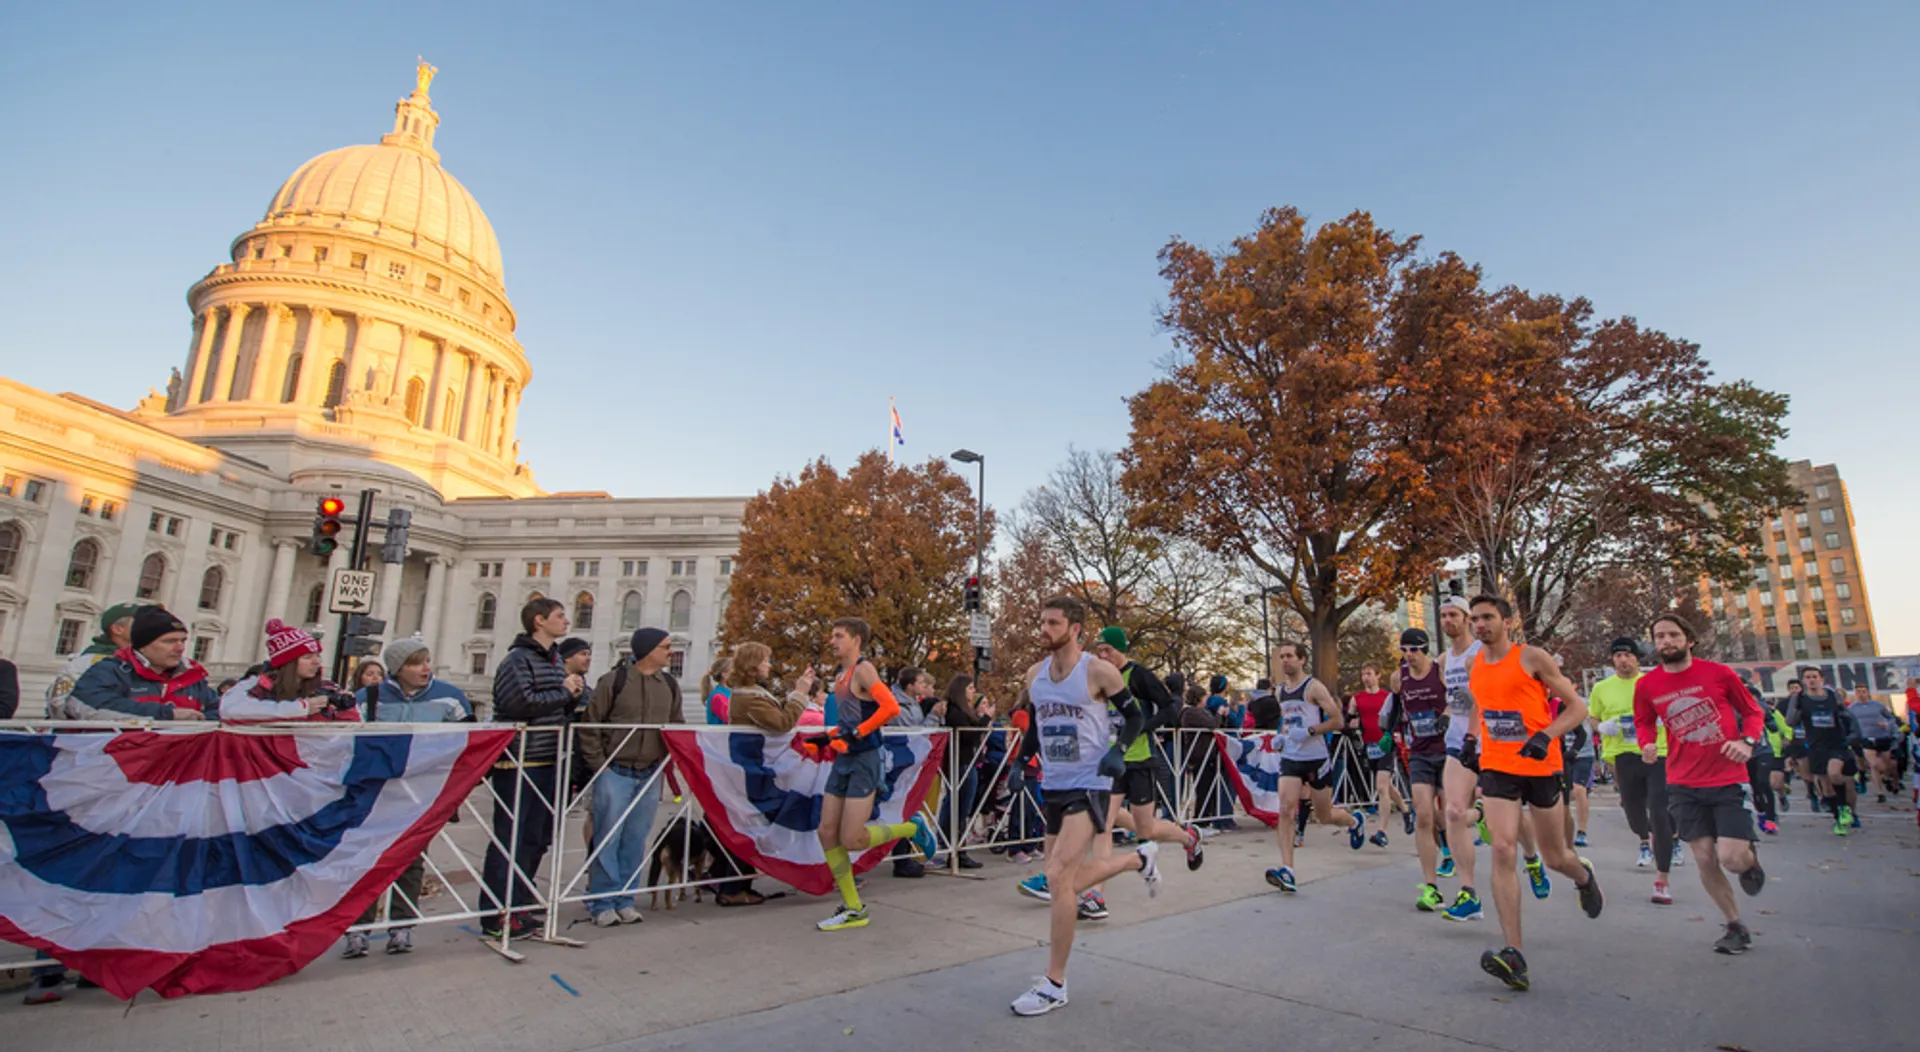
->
<box><xmin>951</xmin><ymin>449</ymin><xmax>986</xmax><ymax>678</ymax></box>
<box><xmin>1246</xmin><ymin>585</ymin><xmax>1282</xmax><ymax>682</ymax></box>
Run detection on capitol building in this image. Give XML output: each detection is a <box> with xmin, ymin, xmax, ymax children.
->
<box><xmin>0</xmin><ymin>65</ymin><xmax>743</xmax><ymax>704</ymax></box>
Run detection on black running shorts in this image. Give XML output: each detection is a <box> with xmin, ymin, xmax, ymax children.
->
<box><xmin>1667</xmin><ymin>783</ymin><xmax>1758</xmax><ymax>843</ymax></box>
<box><xmin>1043</xmin><ymin>789</ymin><xmax>1111</xmax><ymax>837</ymax></box>
<box><xmin>1810</xmin><ymin>747</ymin><xmax>1859</xmax><ymax>779</ymax></box>
<box><xmin>1118</xmin><ymin>763</ymin><xmax>1158</xmax><ymax>808</ymax></box>
<box><xmin>1477</xmin><ymin>769</ymin><xmax>1563</xmax><ymax>809</ymax></box>
<box><xmin>1279</xmin><ymin>757</ymin><xmax>1333</xmax><ymax>791</ymax></box>
<box><xmin>1408</xmin><ymin>752</ymin><xmax>1447</xmax><ymax>789</ymax></box>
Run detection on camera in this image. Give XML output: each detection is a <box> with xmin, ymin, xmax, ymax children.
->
<box><xmin>325</xmin><ymin>690</ymin><xmax>359</xmax><ymax>711</ymax></box>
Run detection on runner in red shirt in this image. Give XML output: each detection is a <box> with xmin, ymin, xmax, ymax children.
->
<box><xmin>1347</xmin><ymin>665</ymin><xmax>1406</xmax><ymax>847</ymax></box>
<box><xmin>1631</xmin><ymin>612</ymin><xmax>1767</xmax><ymax>956</ymax></box>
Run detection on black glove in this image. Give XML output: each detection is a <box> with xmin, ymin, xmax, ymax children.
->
<box><xmin>1518</xmin><ymin>731</ymin><xmax>1552</xmax><ymax>761</ymax></box>
<box><xmin>1097</xmin><ymin>744</ymin><xmax>1127</xmax><ymax>779</ymax></box>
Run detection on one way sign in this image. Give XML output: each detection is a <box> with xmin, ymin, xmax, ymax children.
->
<box><xmin>328</xmin><ymin>568</ymin><xmax>377</xmax><ymax>615</ymax></box>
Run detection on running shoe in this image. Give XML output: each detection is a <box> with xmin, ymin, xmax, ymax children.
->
<box><xmin>1472</xmin><ymin>801</ymin><xmax>1490</xmax><ymax>846</ymax></box>
<box><xmin>1183</xmin><ymin>826</ymin><xmax>1205</xmax><ymax>871</ymax></box>
<box><xmin>1265</xmin><ymin>866</ymin><xmax>1297</xmax><ymax>894</ymax></box>
<box><xmin>1415</xmin><ymin>884</ymin><xmax>1445</xmax><ymax>912</ymax></box>
<box><xmin>1759</xmin><ymin>817</ymin><xmax>1779</xmax><ymax>836</ymax></box>
<box><xmin>1833</xmin><ymin>812</ymin><xmax>1850</xmax><ymax>836</ymax></box>
<box><xmin>1636</xmin><ymin>842</ymin><xmax>1653</xmax><ymax>868</ymax></box>
<box><xmin>1403</xmin><ymin>809</ymin><xmax>1416</xmax><ymax>836</ymax></box>
<box><xmin>1575</xmin><ymin>858</ymin><xmax>1604</xmax><ymax>918</ymax></box>
<box><xmin>1524</xmin><ymin>856</ymin><xmax>1550</xmax><ymax>900</ymax></box>
<box><xmin>1137</xmin><ymin>842</ymin><xmax>1163</xmax><ymax>899</ymax></box>
<box><xmin>1011</xmin><ymin>976</ymin><xmax>1069</xmax><ymax>1016</ymax></box>
<box><xmin>1348</xmin><ymin>813</ymin><xmax>1367</xmax><ymax>851</ymax></box>
<box><xmin>1651</xmin><ymin>878</ymin><xmax>1672</xmax><ymax>905</ymax></box>
<box><xmin>1778</xmin><ymin>793</ymin><xmax>1789</xmax><ymax>813</ymax></box>
<box><xmin>1292</xmin><ymin>831</ymin><xmax>1305</xmax><ymax>848</ymax></box>
<box><xmin>1077</xmin><ymin>890</ymin><xmax>1109</xmax><ymax>920</ymax></box>
<box><xmin>1849</xmin><ymin>808</ymin><xmax>1862</xmax><ymax>829</ymax></box>
<box><xmin>1573</xmin><ymin>831</ymin><xmax>1589</xmax><ymax>848</ymax></box>
<box><xmin>1739</xmin><ymin>860</ymin><xmax>1767</xmax><ymax>897</ymax></box>
<box><xmin>1442</xmin><ymin>888</ymin><xmax>1483</xmax><ymax>922</ymax></box>
<box><xmin>1480</xmin><ymin>946</ymin><xmax>1529</xmax><ymax>991</ymax></box>
<box><xmin>816</xmin><ymin>905</ymin><xmax>870</xmax><ymax>932</ymax></box>
<box><xmin>1437</xmin><ymin>851</ymin><xmax>1456</xmax><ymax>879</ymax></box>
<box><xmin>1009</xmin><ymin>851</ymin><xmax>1032</xmax><ymax>864</ymax></box>
<box><xmin>1712</xmin><ymin>922</ymin><xmax>1752</xmax><ymax>955</ymax></box>
<box><xmin>1671</xmin><ymin>844</ymin><xmax>1686</xmax><ymax>869</ymax></box>
<box><xmin>909</xmin><ymin>814</ymin><xmax>940</xmax><ymax>862</ymax></box>
<box><xmin>1016</xmin><ymin>874</ymin><xmax>1051</xmax><ymax>901</ymax></box>
<box><xmin>1369</xmin><ymin>830</ymin><xmax>1390</xmax><ymax>849</ymax></box>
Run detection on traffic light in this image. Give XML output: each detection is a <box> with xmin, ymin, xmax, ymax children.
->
<box><xmin>343</xmin><ymin>614</ymin><xmax>386</xmax><ymax>657</ymax></box>
<box><xmin>379</xmin><ymin>507</ymin><xmax>412</xmax><ymax>565</ymax></box>
<box><xmin>311</xmin><ymin>496</ymin><xmax>345</xmax><ymax>556</ymax></box>
<box><xmin>973</xmin><ymin>644</ymin><xmax>992</xmax><ymax>678</ymax></box>
<box><xmin>963</xmin><ymin>576</ymin><xmax>981</xmax><ymax>612</ymax></box>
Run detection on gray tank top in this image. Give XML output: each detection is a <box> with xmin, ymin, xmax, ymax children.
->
<box><xmin>1277</xmin><ymin>676</ymin><xmax>1329</xmax><ymax>762</ymax></box>
<box><xmin>1030</xmin><ymin>653</ymin><xmax>1112</xmax><ymax>791</ymax></box>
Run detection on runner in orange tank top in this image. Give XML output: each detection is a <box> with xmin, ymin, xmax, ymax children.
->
<box><xmin>1464</xmin><ymin>594</ymin><xmax>1605</xmax><ymax>993</ymax></box>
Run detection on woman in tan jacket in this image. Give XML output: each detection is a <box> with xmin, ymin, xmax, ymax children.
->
<box><xmin>726</xmin><ymin>642</ymin><xmax>806</xmax><ymax>732</ymax></box>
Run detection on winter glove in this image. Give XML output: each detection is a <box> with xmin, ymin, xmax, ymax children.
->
<box><xmin>1597</xmin><ymin>718</ymin><xmax>1621</xmax><ymax>737</ymax></box>
<box><xmin>1285</xmin><ymin>725</ymin><xmax>1311</xmax><ymax>745</ymax></box>
<box><xmin>1097</xmin><ymin>744</ymin><xmax>1127</xmax><ymax>779</ymax></box>
<box><xmin>1518</xmin><ymin>731</ymin><xmax>1552</xmax><ymax>762</ymax></box>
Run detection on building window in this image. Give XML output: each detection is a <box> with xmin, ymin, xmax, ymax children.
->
<box><xmin>349</xmin><ymin>252</ymin><xmax>367</xmax><ymax>270</ymax></box>
<box><xmin>668</xmin><ymin>649</ymin><xmax>686</xmax><ymax>678</ymax></box>
<box><xmin>476</xmin><ymin>592</ymin><xmax>497</xmax><ymax>631</ymax></box>
<box><xmin>470</xmin><ymin>652</ymin><xmax>489</xmax><ymax>675</ymax></box>
<box><xmin>404</xmin><ymin>377</ymin><xmax>425</xmax><ymax>425</ymax></box>
<box><xmin>65</xmin><ymin>539</ymin><xmax>100</xmax><ymax>590</ymax></box>
<box><xmin>0</xmin><ymin>474</ymin><xmax>15</xmax><ymax>498</ymax></box>
<box><xmin>573</xmin><ymin>559</ymin><xmax>600</xmax><ymax>578</ymax></box>
<box><xmin>1773</xmin><ymin>540</ymin><xmax>1788</xmax><ymax>556</ymax></box>
<box><xmin>55</xmin><ymin>617</ymin><xmax>84</xmax><ymax>656</ymax></box>
<box><xmin>281</xmin><ymin>353</ymin><xmax>302</xmax><ymax>402</ymax></box>
<box><xmin>279</xmin><ymin>243</ymin><xmax>293</xmax><ymax>258</ymax></box>
<box><xmin>669</xmin><ymin>590</ymin><xmax>692</xmax><ymax>632</ymax></box>
<box><xmin>1840</xmin><ymin>607</ymin><xmax>1857</xmax><ymax>625</ymax></box>
<box><xmin>1823</xmin><ymin>532</ymin><xmax>1840</xmax><ymax>549</ymax></box>
<box><xmin>1815</xmin><ymin>484</ymin><xmax>1830</xmax><ymax>500</ymax></box>
<box><xmin>1793</xmin><ymin>511</ymin><xmax>1807</xmax><ymax>528</ymax></box>
<box><xmin>324</xmin><ymin>360</ymin><xmax>347</xmax><ymax>408</ymax></box>
<box><xmin>208</xmin><ymin>526</ymin><xmax>221</xmax><ymax>546</ymax></box>
<box><xmin>458</xmin><ymin>288</ymin><xmax>472</xmax><ymax>306</ymax></box>
<box><xmin>1783</xmin><ymin>588</ymin><xmax>1797</xmax><ymax>604</ymax></box>
<box><xmin>670</xmin><ymin>558</ymin><xmax>694</xmax><ymax>577</ymax></box>
<box><xmin>1844</xmin><ymin>633</ymin><xmax>1861</xmax><ymax>651</ymax></box>
<box><xmin>525</xmin><ymin>560</ymin><xmax>551</xmax><ymax>578</ymax></box>
<box><xmin>136</xmin><ymin>552</ymin><xmax>166</xmax><ymax>599</ymax></box>
<box><xmin>620</xmin><ymin>590</ymin><xmax>643</xmax><ymax>632</ymax></box>
<box><xmin>477</xmin><ymin>561</ymin><xmax>504</xmax><ymax>578</ymax></box>
<box><xmin>1808</xmin><ymin>585</ymin><xmax>1823</xmax><ymax>601</ymax></box>
<box><xmin>252</xmin><ymin>242</ymin><xmax>265</xmax><ymax>260</ymax></box>
<box><xmin>388</xmin><ymin>262</ymin><xmax>407</xmax><ymax>279</ymax></box>
<box><xmin>622</xmin><ymin>559</ymin><xmax>647</xmax><ymax>578</ymax></box>
<box><xmin>149</xmin><ymin>511</ymin><xmax>163</xmax><ymax>532</ymax></box>
<box><xmin>314</xmin><ymin>246</ymin><xmax>329</xmax><ymax>263</ymax></box>
<box><xmin>1830</xmin><ymin>557</ymin><xmax>1845</xmax><ymax>574</ymax></box>
<box><xmin>305</xmin><ymin>583</ymin><xmax>324</xmax><ymax>623</ymax></box>
<box><xmin>1797</xmin><ymin>537</ymin><xmax>1813</xmax><ymax>552</ymax></box>
<box><xmin>22</xmin><ymin>479</ymin><xmax>46</xmax><ymax>503</ymax></box>
<box><xmin>198</xmin><ymin>566</ymin><xmax>224</xmax><ymax>610</ymax></box>
<box><xmin>718</xmin><ymin>558</ymin><xmax>733</xmax><ymax>576</ymax></box>
<box><xmin>192</xmin><ymin>637</ymin><xmax>214</xmax><ymax>663</ymax></box>
<box><xmin>1759</xmin><ymin>592</ymin><xmax>1773</xmax><ymax>608</ymax></box>
<box><xmin>166</xmin><ymin>517</ymin><xmax>181</xmax><ymax>537</ymax></box>
<box><xmin>425</xmin><ymin>274</ymin><xmax>442</xmax><ymax>293</ymax></box>
<box><xmin>0</xmin><ymin>521</ymin><xmax>20</xmax><ymax>577</ymax></box>
<box><xmin>1836</xmin><ymin>582</ymin><xmax>1851</xmax><ymax>600</ymax></box>
<box><xmin>79</xmin><ymin>494</ymin><xmax>94</xmax><ymax>516</ymax></box>
<box><xmin>1819</xmin><ymin>507</ymin><xmax>1835</xmax><ymax>525</ymax></box>
<box><xmin>1793</xmin><ymin>638</ymin><xmax>1808</xmax><ymax>657</ymax></box>
<box><xmin>574</xmin><ymin>591</ymin><xmax>594</xmax><ymax>630</ymax></box>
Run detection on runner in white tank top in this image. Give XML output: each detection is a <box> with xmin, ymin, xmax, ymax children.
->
<box><xmin>1263</xmin><ymin>642</ymin><xmax>1363</xmax><ymax>894</ymax></box>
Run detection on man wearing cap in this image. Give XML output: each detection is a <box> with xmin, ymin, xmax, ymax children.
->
<box><xmin>1391</xmin><ymin>627</ymin><xmax>1453</xmax><ymax>911</ymax></box>
<box><xmin>578</xmin><ymin>627</ymin><xmax>683</xmax><ymax>926</ymax></box>
<box><xmin>1590</xmin><ymin>635</ymin><xmax>1676</xmax><ymax>904</ymax></box>
<box><xmin>1091</xmin><ymin>626</ymin><xmax>1203</xmax><ymax>888</ymax></box>
<box><xmin>45</xmin><ymin>601</ymin><xmax>140</xmax><ymax>719</ymax></box>
<box><xmin>70</xmin><ymin>605</ymin><xmax>217</xmax><ymax>721</ymax></box>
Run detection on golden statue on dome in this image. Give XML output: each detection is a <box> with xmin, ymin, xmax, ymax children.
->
<box><xmin>416</xmin><ymin>57</ymin><xmax>437</xmax><ymax>95</ymax></box>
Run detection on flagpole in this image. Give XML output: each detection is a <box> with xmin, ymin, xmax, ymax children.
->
<box><xmin>888</xmin><ymin>396</ymin><xmax>895</xmax><ymax>466</ymax></box>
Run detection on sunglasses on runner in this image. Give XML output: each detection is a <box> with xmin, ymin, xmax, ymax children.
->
<box><xmin>1400</xmin><ymin>645</ymin><xmax>1425</xmax><ymax>652</ymax></box>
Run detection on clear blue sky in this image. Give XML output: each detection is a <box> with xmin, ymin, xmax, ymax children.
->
<box><xmin>3</xmin><ymin>4</ymin><xmax>1915</xmax><ymax>650</ymax></box>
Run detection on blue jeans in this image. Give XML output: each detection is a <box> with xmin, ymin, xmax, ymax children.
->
<box><xmin>588</xmin><ymin>761</ymin><xmax>664</xmax><ymax>915</ymax></box>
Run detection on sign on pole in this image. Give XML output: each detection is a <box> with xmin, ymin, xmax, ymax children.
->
<box><xmin>328</xmin><ymin>568</ymin><xmax>377</xmax><ymax>615</ymax></box>
<box><xmin>969</xmin><ymin>611</ymin><xmax>992</xmax><ymax>647</ymax></box>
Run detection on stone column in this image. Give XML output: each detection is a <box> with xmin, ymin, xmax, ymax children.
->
<box><xmin>245</xmin><ymin>304</ymin><xmax>289</xmax><ymax>401</ymax></box>
<box><xmin>261</xmin><ymin>538</ymin><xmax>300</xmax><ymax>632</ymax></box>
<box><xmin>208</xmin><ymin>303</ymin><xmax>251</xmax><ymax>403</ymax></box>
<box><xmin>423</xmin><ymin>339</ymin><xmax>447</xmax><ymax>431</ymax></box>
<box><xmin>420</xmin><ymin>556</ymin><xmax>449</xmax><ymax>664</ymax></box>
<box><xmin>181</xmin><ymin>310</ymin><xmax>217</xmax><ymax>407</ymax></box>
<box><xmin>391</xmin><ymin>324</ymin><xmax>416</xmax><ymax>399</ymax></box>
<box><xmin>373</xmin><ymin>557</ymin><xmax>405</xmax><ymax>647</ymax></box>
<box><xmin>457</xmin><ymin>352</ymin><xmax>480</xmax><ymax>442</ymax></box>
<box><xmin>338</xmin><ymin>311</ymin><xmax>363</xmax><ymax>397</ymax></box>
<box><xmin>499</xmin><ymin>382</ymin><xmax>521</xmax><ymax>460</ymax></box>
<box><xmin>488</xmin><ymin>371</ymin><xmax>507</xmax><ymax>454</ymax></box>
<box><xmin>292</xmin><ymin>307</ymin><xmax>330</xmax><ymax>405</ymax></box>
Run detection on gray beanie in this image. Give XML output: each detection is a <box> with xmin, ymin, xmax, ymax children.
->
<box><xmin>382</xmin><ymin>635</ymin><xmax>431</xmax><ymax>672</ymax></box>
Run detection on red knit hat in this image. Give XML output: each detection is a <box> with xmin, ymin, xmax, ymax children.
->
<box><xmin>265</xmin><ymin>618</ymin><xmax>322</xmax><ymax>669</ymax></box>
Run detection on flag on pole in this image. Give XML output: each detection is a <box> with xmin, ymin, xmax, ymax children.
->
<box><xmin>889</xmin><ymin>398</ymin><xmax>905</xmax><ymax>463</ymax></box>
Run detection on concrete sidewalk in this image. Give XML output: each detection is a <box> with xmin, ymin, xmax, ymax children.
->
<box><xmin>5</xmin><ymin>793</ymin><xmax>1914</xmax><ymax>1052</ymax></box>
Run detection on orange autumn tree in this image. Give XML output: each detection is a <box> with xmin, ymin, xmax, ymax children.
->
<box><xmin>720</xmin><ymin>451</ymin><xmax>991</xmax><ymax>684</ymax></box>
<box><xmin>1121</xmin><ymin>208</ymin><xmax>1492</xmax><ymax>684</ymax></box>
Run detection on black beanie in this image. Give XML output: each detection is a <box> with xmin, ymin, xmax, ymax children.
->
<box><xmin>130</xmin><ymin>605</ymin><xmax>187</xmax><ymax>649</ymax></box>
<box><xmin>554</xmin><ymin>637</ymin><xmax>592</xmax><ymax>661</ymax></box>
<box><xmin>629</xmin><ymin>627</ymin><xmax>670</xmax><ymax>661</ymax></box>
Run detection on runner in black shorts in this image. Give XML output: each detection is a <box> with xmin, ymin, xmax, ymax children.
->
<box><xmin>1090</xmin><ymin>627</ymin><xmax>1204</xmax><ymax>922</ymax></box>
<box><xmin>1785</xmin><ymin>668</ymin><xmax>1861</xmax><ymax>835</ymax></box>
<box><xmin>1390</xmin><ymin>628</ymin><xmax>1451</xmax><ymax>911</ymax></box>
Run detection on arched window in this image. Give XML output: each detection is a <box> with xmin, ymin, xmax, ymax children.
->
<box><xmin>136</xmin><ymin>552</ymin><xmax>166</xmax><ymax>599</ymax></box>
<box><xmin>476</xmin><ymin>592</ymin><xmax>497</xmax><ymax>631</ymax></box>
<box><xmin>304</xmin><ymin>583</ymin><xmax>324</xmax><ymax>623</ymax></box>
<box><xmin>323</xmin><ymin>360</ymin><xmax>347</xmax><ymax>408</ymax></box>
<box><xmin>0</xmin><ymin>521</ymin><xmax>21</xmax><ymax>578</ymax></box>
<box><xmin>280</xmin><ymin>353</ymin><xmax>303</xmax><ymax>402</ymax></box>
<box><xmin>668</xmin><ymin>590</ymin><xmax>692</xmax><ymax>632</ymax></box>
<box><xmin>197</xmin><ymin>565</ymin><xmax>224</xmax><ymax>611</ymax></box>
<box><xmin>404</xmin><ymin>377</ymin><xmax>426</xmax><ymax>425</ymax></box>
<box><xmin>65</xmin><ymin>539</ymin><xmax>100</xmax><ymax>590</ymax></box>
<box><xmin>574</xmin><ymin>590</ymin><xmax>595</xmax><ymax>631</ymax></box>
<box><xmin>619</xmin><ymin>590</ymin><xmax>643</xmax><ymax>632</ymax></box>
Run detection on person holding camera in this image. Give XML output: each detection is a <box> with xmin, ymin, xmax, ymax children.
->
<box><xmin>216</xmin><ymin>620</ymin><xmax>357</xmax><ymax>721</ymax></box>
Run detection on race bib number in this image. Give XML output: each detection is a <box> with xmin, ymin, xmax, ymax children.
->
<box><xmin>1408</xmin><ymin>710</ymin><xmax>1441</xmax><ymax>739</ymax></box>
<box><xmin>1792</xmin><ymin>725</ymin><xmax>1806</xmax><ymax>740</ymax></box>
<box><xmin>1482</xmin><ymin>710</ymin><xmax>1529</xmax><ymax>743</ymax></box>
<box><xmin>1041</xmin><ymin>725</ymin><xmax>1081</xmax><ymax>764</ymax></box>
<box><xmin>1366</xmin><ymin>738</ymin><xmax>1391</xmax><ymax>759</ymax></box>
<box><xmin>1810</xmin><ymin>711</ymin><xmax>1835</xmax><ymax>729</ymax></box>
<box><xmin>1618</xmin><ymin>715</ymin><xmax>1635</xmax><ymax>738</ymax></box>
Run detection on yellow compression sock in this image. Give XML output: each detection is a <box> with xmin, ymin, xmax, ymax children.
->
<box><xmin>826</xmin><ymin>847</ymin><xmax>863</xmax><ymax>910</ymax></box>
<box><xmin>867</xmin><ymin>820</ymin><xmax>919</xmax><ymax>847</ymax></box>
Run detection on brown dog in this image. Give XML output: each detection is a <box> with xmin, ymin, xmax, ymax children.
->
<box><xmin>647</xmin><ymin>814</ymin><xmax>722</xmax><ymax>910</ymax></box>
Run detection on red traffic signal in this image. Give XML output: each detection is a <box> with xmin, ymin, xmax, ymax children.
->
<box><xmin>311</xmin><ymin>496</ymin><xmax>345</xmax><ymax>555</ymax></box>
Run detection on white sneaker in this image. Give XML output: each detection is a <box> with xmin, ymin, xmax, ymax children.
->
<box><xmin>592</xmin><ymin>911</ymin><xmax>620</xmax><ymax>928</ymax></box>
<box><xmin>1137</xmin><ymin>842</ymin><xmax>1163</xmax><ymax>898</ymax></box>
<box><xmin>1671</xmin><ymin>845</ymin><xmax>1686</xmax><ymax>868</ymax></box>
<box><xmin>615</xmin><ymin>906</ymin><xmax>644</xmax><ymax>925</ymax></box>
<box><xmin>1011</xmin><ymin>976</ymin><xmax>1069</xmax><ymax>1016</ymax></box>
